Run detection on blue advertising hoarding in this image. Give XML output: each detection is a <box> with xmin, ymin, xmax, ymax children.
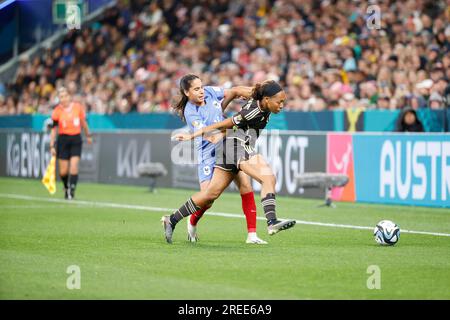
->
<box><xmin>353</xmin><ymin>134</ymin><xmax>450</xmax><ymax>207</ymax></box>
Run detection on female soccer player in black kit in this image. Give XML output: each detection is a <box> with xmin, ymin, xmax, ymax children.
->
<box><xmin>162</xmin><ymin>80</ymin><xmax>296</xmax><ymax>243</ymax></box>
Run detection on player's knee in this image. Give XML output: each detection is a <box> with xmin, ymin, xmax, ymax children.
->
<box><xmin>238</xmin><ymin>180</ymin><xmax>253</xmax><ymax>194</ymax></box>
<box><xmin>205</xmin><ymin>189</ymin><xmax>221</xmax><ymax>202</ymax></box>
<box><xmin>239</xmin><ymin>185</ymin><xmax>253</xmax><ymax>194</ymax></box>
<box><xmin>261</xmin><ymin>174</ymin><xmax>276</xmax><ymax>188</ymax></box>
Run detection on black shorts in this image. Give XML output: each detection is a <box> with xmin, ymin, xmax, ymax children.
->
<box><xmin>57</xmin><ymin>134</ymin><xmax>82</xmax><ymax>160</ymax></box>
<box><xmin>214</xmin><ymin>137</ymin><xmax>257</xmax><ymax>174</ymax></box>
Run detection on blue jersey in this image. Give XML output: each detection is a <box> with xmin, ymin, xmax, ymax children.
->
<box><xmin>184</xmin><ymin>86</ymin><xmax>225</xmax><ymax>182</ymax></box>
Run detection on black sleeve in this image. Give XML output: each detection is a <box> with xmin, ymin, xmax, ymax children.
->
<box><xmin>53</xmin><ymin>120</ymin><xmax>58</xmax><ymax>128</ymax></box>
<box><xmin>231</xmin><ymin>100</ymin><xmax>261</xmax><ymax>126</ymax></box>
<box><xmin>231</xmin><ymin>112</ymin><xmax>246</xmax><ymax>127</ymax></box>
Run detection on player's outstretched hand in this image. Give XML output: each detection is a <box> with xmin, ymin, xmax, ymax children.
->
<box><xmin>172</xmin><ymin>133</ymin><xmax>193</xmax><ymax>141</ymax></box>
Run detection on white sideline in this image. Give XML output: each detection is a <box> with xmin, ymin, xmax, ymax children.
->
<box><xmin>1</xmin><ymin>193</ymin><xmax>450</xmax><ymax>238</ymax></box>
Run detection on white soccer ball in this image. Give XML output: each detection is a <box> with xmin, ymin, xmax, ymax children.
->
<box><xmin>374</xmin><ymin>220</ymin><xmax>400</xmax><ymax>246</ymax></box>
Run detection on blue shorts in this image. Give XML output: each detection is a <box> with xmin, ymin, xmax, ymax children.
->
<box><xmin>197</xmin><ymin>143</ymin><xmax>218</xmax><ymax>183</ymax></box>
<box><xmin>198</xmin><ymin>158</ymin><xmax>215</xmax><ymax>183</ymax></box>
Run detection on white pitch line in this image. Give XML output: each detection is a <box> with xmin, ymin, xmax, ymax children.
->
<box><xmin>0</xmin><ymin>193</ymin><xmax>172</xmax><ymax>212</ymax></box>
<box><xmin>0</xmin><ymin>205</ymin><xmax>73</xmax><ymax>209</ymax></box>
<box><xmin>1</xmin><ymin>193</ymin><xmax>450</xmax><ymax>238</ymax></box>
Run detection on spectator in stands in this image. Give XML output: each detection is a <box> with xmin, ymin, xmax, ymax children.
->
<box><xmin>429</xmin><ymin>92</ymin><xmax>445</xmax><ymax>109</ymax></box>
<box><xmin>3</xmin><ymin>96</ymin><xmax>17</xmax><ymax>115</ymax></box>
<box><xmin>0</xmin><ymin>94</ymin><xmax>6</xmax><ymax>115</ymax></box>
<box><xmin>415</xmin><ymin>79</ymin><xmax>434</xmax><ymax>108</ymax></box>
<box><xmin>433</xmin><ymin>77</ymin><xmax>449</xmax><ymax>97</ymax></box>
<box><xmin>377</xmin><ymin>94</ymin><xmax>390</xmax><ymax>110</ymax></box>
<box><xmin>395</xmin><ymin>107</ymin><xmax>424</xmax><ymax>132</ymax></box>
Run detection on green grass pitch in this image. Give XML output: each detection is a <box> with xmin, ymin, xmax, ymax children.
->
<box><xmin>0</xmin><ymin>177</ymin><xmax>449</xmax><ymax>299</ymax></box>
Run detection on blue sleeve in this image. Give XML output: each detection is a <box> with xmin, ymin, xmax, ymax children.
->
<box><xmin>204</xmin><ymin>86</ymin><xmax>224</xmax><ymax>101</ymax></box>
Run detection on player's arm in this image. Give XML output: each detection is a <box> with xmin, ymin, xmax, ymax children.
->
<box><xmin>173</xmin><ymin>118</ymin><xmax>235</xmax><ymax>141</ymax></box>
<box><xmin>49</xmin><ymin>124</ymin><xmax>58</xmax><ymax>156</ymax></box>
<box><xmin>180</xmin><ymin>108</ymin><xmax>222</xmax><ymax>143</ymax></box>
<box><xmin>49</xmin><ymin>108</ymin><xmax>59</xmax><ymax>156</ymax></box>
<box><xmin>81</xmin><ymin>118</ymin><xmax>92</xmax><ymax>144</ymax></box>
<box><xmin>80</xmin><ymin>104</ymin><xmax>92</xmax><ymax>144</ymax></box>
<box><xmin>221</xmin><ymin>86</ymin><xmax>253</xmax><ymax>111</ymax></box>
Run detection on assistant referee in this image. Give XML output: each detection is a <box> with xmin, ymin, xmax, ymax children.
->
<box><xmin>49</xmin><ymin>87</ymin><xmax>92</xmax><ymax>199</ymax></box>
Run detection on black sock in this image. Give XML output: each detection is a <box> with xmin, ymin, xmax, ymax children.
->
<box><xmin>169</xmin><ymin>198</ymin><xmax>201</xmax><ymax>227</ymax></box>
<box><xmin>61</xmin><ymin>175</ymin><xmax>69</xmax><ymax>189</ymax></box>
<box><xmin>69</xmin><ymin>174</ymin><xmax>78</xmax><ymax>192</ymax></box>
<box><xmin>261</xmin><ymin>193</ymin><xmax>277</xmax><ymax>225</ymax></box>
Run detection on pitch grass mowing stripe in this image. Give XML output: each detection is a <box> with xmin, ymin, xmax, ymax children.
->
<box><xmin>1</xmin><ymin>192</ymin><xmax>450</xmax><ymax>238</ymax></box>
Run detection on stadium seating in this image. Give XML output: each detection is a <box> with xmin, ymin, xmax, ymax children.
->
<box><xmin>0</xmin><ymin>0</ymin><xmax>448</xmax><ymax>117</ymax></box>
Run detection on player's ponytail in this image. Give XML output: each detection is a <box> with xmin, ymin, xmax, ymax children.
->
<box><xmin>251</xmin><ymin>80</ymin><xmax>283</xmax><ymax>101</ymax></box>
<box><xmin>173</xmin><ymin>74</ymin><xmax>199</xmax><ymax>122</ymax></box>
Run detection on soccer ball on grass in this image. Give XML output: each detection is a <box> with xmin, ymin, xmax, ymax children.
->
<box><xmin>374</xmin><ymin>220</ymin><xmax>400</xmax><ymax>246</ymax></box>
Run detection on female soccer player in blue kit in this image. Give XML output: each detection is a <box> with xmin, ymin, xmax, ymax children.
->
<box><xmin>172</xmin><ymin>74</ymin><xmax>267</xmax><ymax>244</ymax></box>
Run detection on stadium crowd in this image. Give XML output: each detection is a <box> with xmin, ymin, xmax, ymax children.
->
<box><xmin>0</xmin><ymin>0</ymin><xmax>449</xmax><ymax>115</ymax></box>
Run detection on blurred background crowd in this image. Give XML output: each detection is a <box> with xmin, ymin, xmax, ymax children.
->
<box><xmin>0</xmin><ymin>0</ymin><xmax>449</xmax><ymax>116</ymax></box>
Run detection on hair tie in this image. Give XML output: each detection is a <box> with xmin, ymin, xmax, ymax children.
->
<box><xmin>263</xmin><ymin>82</ymin><xmax>283</xmax><ymax>97</ymax></box>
